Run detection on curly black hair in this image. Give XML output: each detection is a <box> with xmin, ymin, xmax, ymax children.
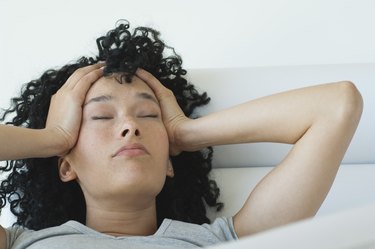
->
<box><xmin>0</xmin><ymin>20</ymin><xmax>223</xmax><ymax>230</ymax></box>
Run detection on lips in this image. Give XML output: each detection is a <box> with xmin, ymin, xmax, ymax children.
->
<box><xmin>112</xmin><ymin>143</ymin><xmax>149</xmax><ymax>157</ymax></box>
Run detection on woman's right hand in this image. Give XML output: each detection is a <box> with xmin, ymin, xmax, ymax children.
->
<box><xmin>45</xmin><ymin>63</ymin><xmax>104</xmax><ymax>156</ymax></box>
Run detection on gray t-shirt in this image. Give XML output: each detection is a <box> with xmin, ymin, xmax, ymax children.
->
<box><xmin>5</xmin><ymin>217</ymin><xmax>238</xmax><ymax>249</ymax></box>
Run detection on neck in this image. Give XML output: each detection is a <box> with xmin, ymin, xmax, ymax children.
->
<box><xmin>85</xmin><ymin>198</ymin><xmax>158</xmax><ymax>237</ymax></box>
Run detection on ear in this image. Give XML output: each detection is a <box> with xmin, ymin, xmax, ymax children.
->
<box><xmin>166</xmin><ymin>158</ymin><xmax>174</xmax><ymax>178</ymax></box>
<box><xmin>58</xmin><ymin>157</ymin><xmax>77</xmax><ymax>182</ymax></box>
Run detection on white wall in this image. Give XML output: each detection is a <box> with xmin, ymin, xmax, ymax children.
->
<box><xmin>1</xmin><ymin>0</ymin><xmax>375</xmax><ymax>108</ymax></box>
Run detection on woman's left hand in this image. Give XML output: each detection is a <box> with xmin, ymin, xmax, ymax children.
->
<box><xmin>135</xmin><ymin>68</ymin><xmax>191</xmax><ymax>155</ymax></box>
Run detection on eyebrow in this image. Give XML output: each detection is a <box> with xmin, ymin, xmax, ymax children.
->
<box><xmin>84</xmin><ymin>95</ymin><xmax>113</xmax><ymax>106</ymax></box>
<box><xmin>84</xmin><ymin>92</ymin><xmax>159</xmax><ymax>106</ymax></box>
<box><xmin>136</xmin><ymin>92</ymin><xmax>159</xmax><ymax>105</ymax></box>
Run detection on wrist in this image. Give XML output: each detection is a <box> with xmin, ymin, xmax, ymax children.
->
<box><xmin>175</xmin><ymin>118</ymin><xmax>206</xmax><ymax>152</ymax></box>
<box><xmin>42</xmin><ymin>127</ymin><xmax>72</xmax><ymax>156</ymax></box>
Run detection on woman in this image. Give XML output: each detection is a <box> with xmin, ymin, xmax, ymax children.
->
<box><xmin>0</xmin><ymin>21</ymin><xmax>363</xmax><ymax>248</ymax></box>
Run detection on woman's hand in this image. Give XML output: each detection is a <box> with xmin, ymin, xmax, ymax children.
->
<box><xmin>135</xmin><ymin>68</ymin><xmax>192</xmax><ymax>155</ymax></box>
<box><xmin>45</xmin><ymin>63</ymin><xmax>104</xmax><ymax>156</ymax></box>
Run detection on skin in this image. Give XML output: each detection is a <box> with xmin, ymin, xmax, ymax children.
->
<box><xmin>135</xmin><ymin>69</ymin><xmax>363</xmax><ymax>236</ymax></box>
<box><xmin>0</xmin><ymin>63</ymin><xmax>363</xmax><ymax>248</ymax></box>
<box><xmin>58</xmin><ymin>74</ymin><xmax>174</xmax><ymax>236</ymax></box>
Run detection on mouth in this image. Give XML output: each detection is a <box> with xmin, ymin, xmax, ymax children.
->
<box><xmin>112</xmin><ymin>143</ymin><xmax>149</xmax><ymax>158</ymax></box>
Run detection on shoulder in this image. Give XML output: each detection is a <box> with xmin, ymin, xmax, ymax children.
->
<box><xmin>1</xmin><ymin>226</ymin><xmax>7</xmax><ymax>249</ymax></box>
<box><xmin>4</xmin><ymin>221</ymin><xmax>82</xmax><ymax>249</ymax></box>
<box><xmin>157</xmin><ymin>217</ymin><xmax>238</xmax><ymax>245</ymax></box>
<box><xmin>3</xmin><ymin>223</ymin><xmax>30</xmax><ymax>249</ymax></box>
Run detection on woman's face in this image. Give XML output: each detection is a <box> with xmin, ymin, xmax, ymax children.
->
<box><xmin>60</xmin><ymin>75</ymin><xmax>172</xmax><ymax>204</ymax></box>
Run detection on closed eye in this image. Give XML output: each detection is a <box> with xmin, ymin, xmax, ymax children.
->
<box><xmin>139</xmin><ymin>114</ymin><xmax>159</xmax><ymax>118</ymax></box>
<box><xmin>91</xmin><ymin>116</ymin><xmax>113</xmax><ymax>120</ymax></box>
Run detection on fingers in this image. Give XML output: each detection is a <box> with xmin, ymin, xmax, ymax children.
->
<box><xmin>135</xmin><ymin>68</ymin><xmax>170</xmax><ymax>98</ymax></box>
<box><xmin>56</xmin><ymin>62</ymin><xmax>105</xmax><ymax>107</ymax></box>
<box><xmin>45</xmin><ymin>62</ymin><xmax>105</xmax><ymax>153</ymax></box>
<box><xmin>71</xmin><ymin>66</ymin><xmax>104</xmax><ymax>98</ymax></box>
<box><xmin>60</xmin><ymin>62</ymin><xmax>105</xmax><ymax>91</ymax></box>
<box><xmin>135</xmin><ymin>68</ymin><xmax>187</xmax><ymax>155</ymax></box>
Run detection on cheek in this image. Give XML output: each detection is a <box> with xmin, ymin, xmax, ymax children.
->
<box><xmin>68</xmin><ymin>125</ymin><xmax>111</xmax><ymax>163</ymax></box>
<box><xmin>147</xmin><ymin>123</ymin><xmax>169</xmax><ymax>149</ymax></box>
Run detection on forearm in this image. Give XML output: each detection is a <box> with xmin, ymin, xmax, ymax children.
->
<box><xmin>219</xmin><ymin>81</ymin><xmax>362</xmax><ymax>236</ymax></box>
<box><xmin>0</xmin><ymin>125</ymin><xmax>64</xmax><ymax>160</ymax></box>
<box><xmin>178</xmin><ymin>81</ymin><xmax>359</xmax><ymax>151</ymax></box>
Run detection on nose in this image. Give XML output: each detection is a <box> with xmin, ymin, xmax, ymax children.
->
<box><xmin>121</xmin><ymin>128</ymin><xmax>140</xmax><ymax>137</ymax></box>
<box><xmin>120</xmin><ymin>119</ymin><xmax>141</xmax><ymax>138</ymax></box>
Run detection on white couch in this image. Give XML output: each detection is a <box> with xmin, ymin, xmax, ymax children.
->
<box><xmin>1</xmin><ymin>63</ymin><xmax>374</xmax><ymax>247</ymax></box>
<box><xmin>185</xmin><ymin>63</ymin><xmax>375</xmax><ymax>219</ymax></box>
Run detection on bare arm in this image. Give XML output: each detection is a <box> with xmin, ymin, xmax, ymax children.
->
<box><xmin>0</xmin><ymin>63</ymin><xmax>104</xmax><ymax>161</ymax></box>
<box><xmin>0</xmin><ymin>125</ymin><xmax>63</xmax><ymax>161</ymax></box>
<box><xmin>179</xmin><ymin>81</ymin><xmax>363</xmax><ymax>236</ymax></box>
<box><xmin>136</xmin><ymin>69</ymin><xmax>363</xmax><ymax>237</ymax></box>
<box><xmin>0</xmin><ymin>63</ymin><xmax>104</xmax><ymax>249</ymax></box>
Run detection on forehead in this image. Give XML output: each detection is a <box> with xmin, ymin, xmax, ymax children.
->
<box><xmin>85</xmin><ymin>75</ymin><xmax>156</xmax><ymax>100</ymax></box>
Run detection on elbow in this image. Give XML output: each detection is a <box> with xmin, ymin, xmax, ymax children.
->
<box><xmin>334</xmin><ymin>81</ymin><xmax>363</xmax><ymax>125</ymax></box>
